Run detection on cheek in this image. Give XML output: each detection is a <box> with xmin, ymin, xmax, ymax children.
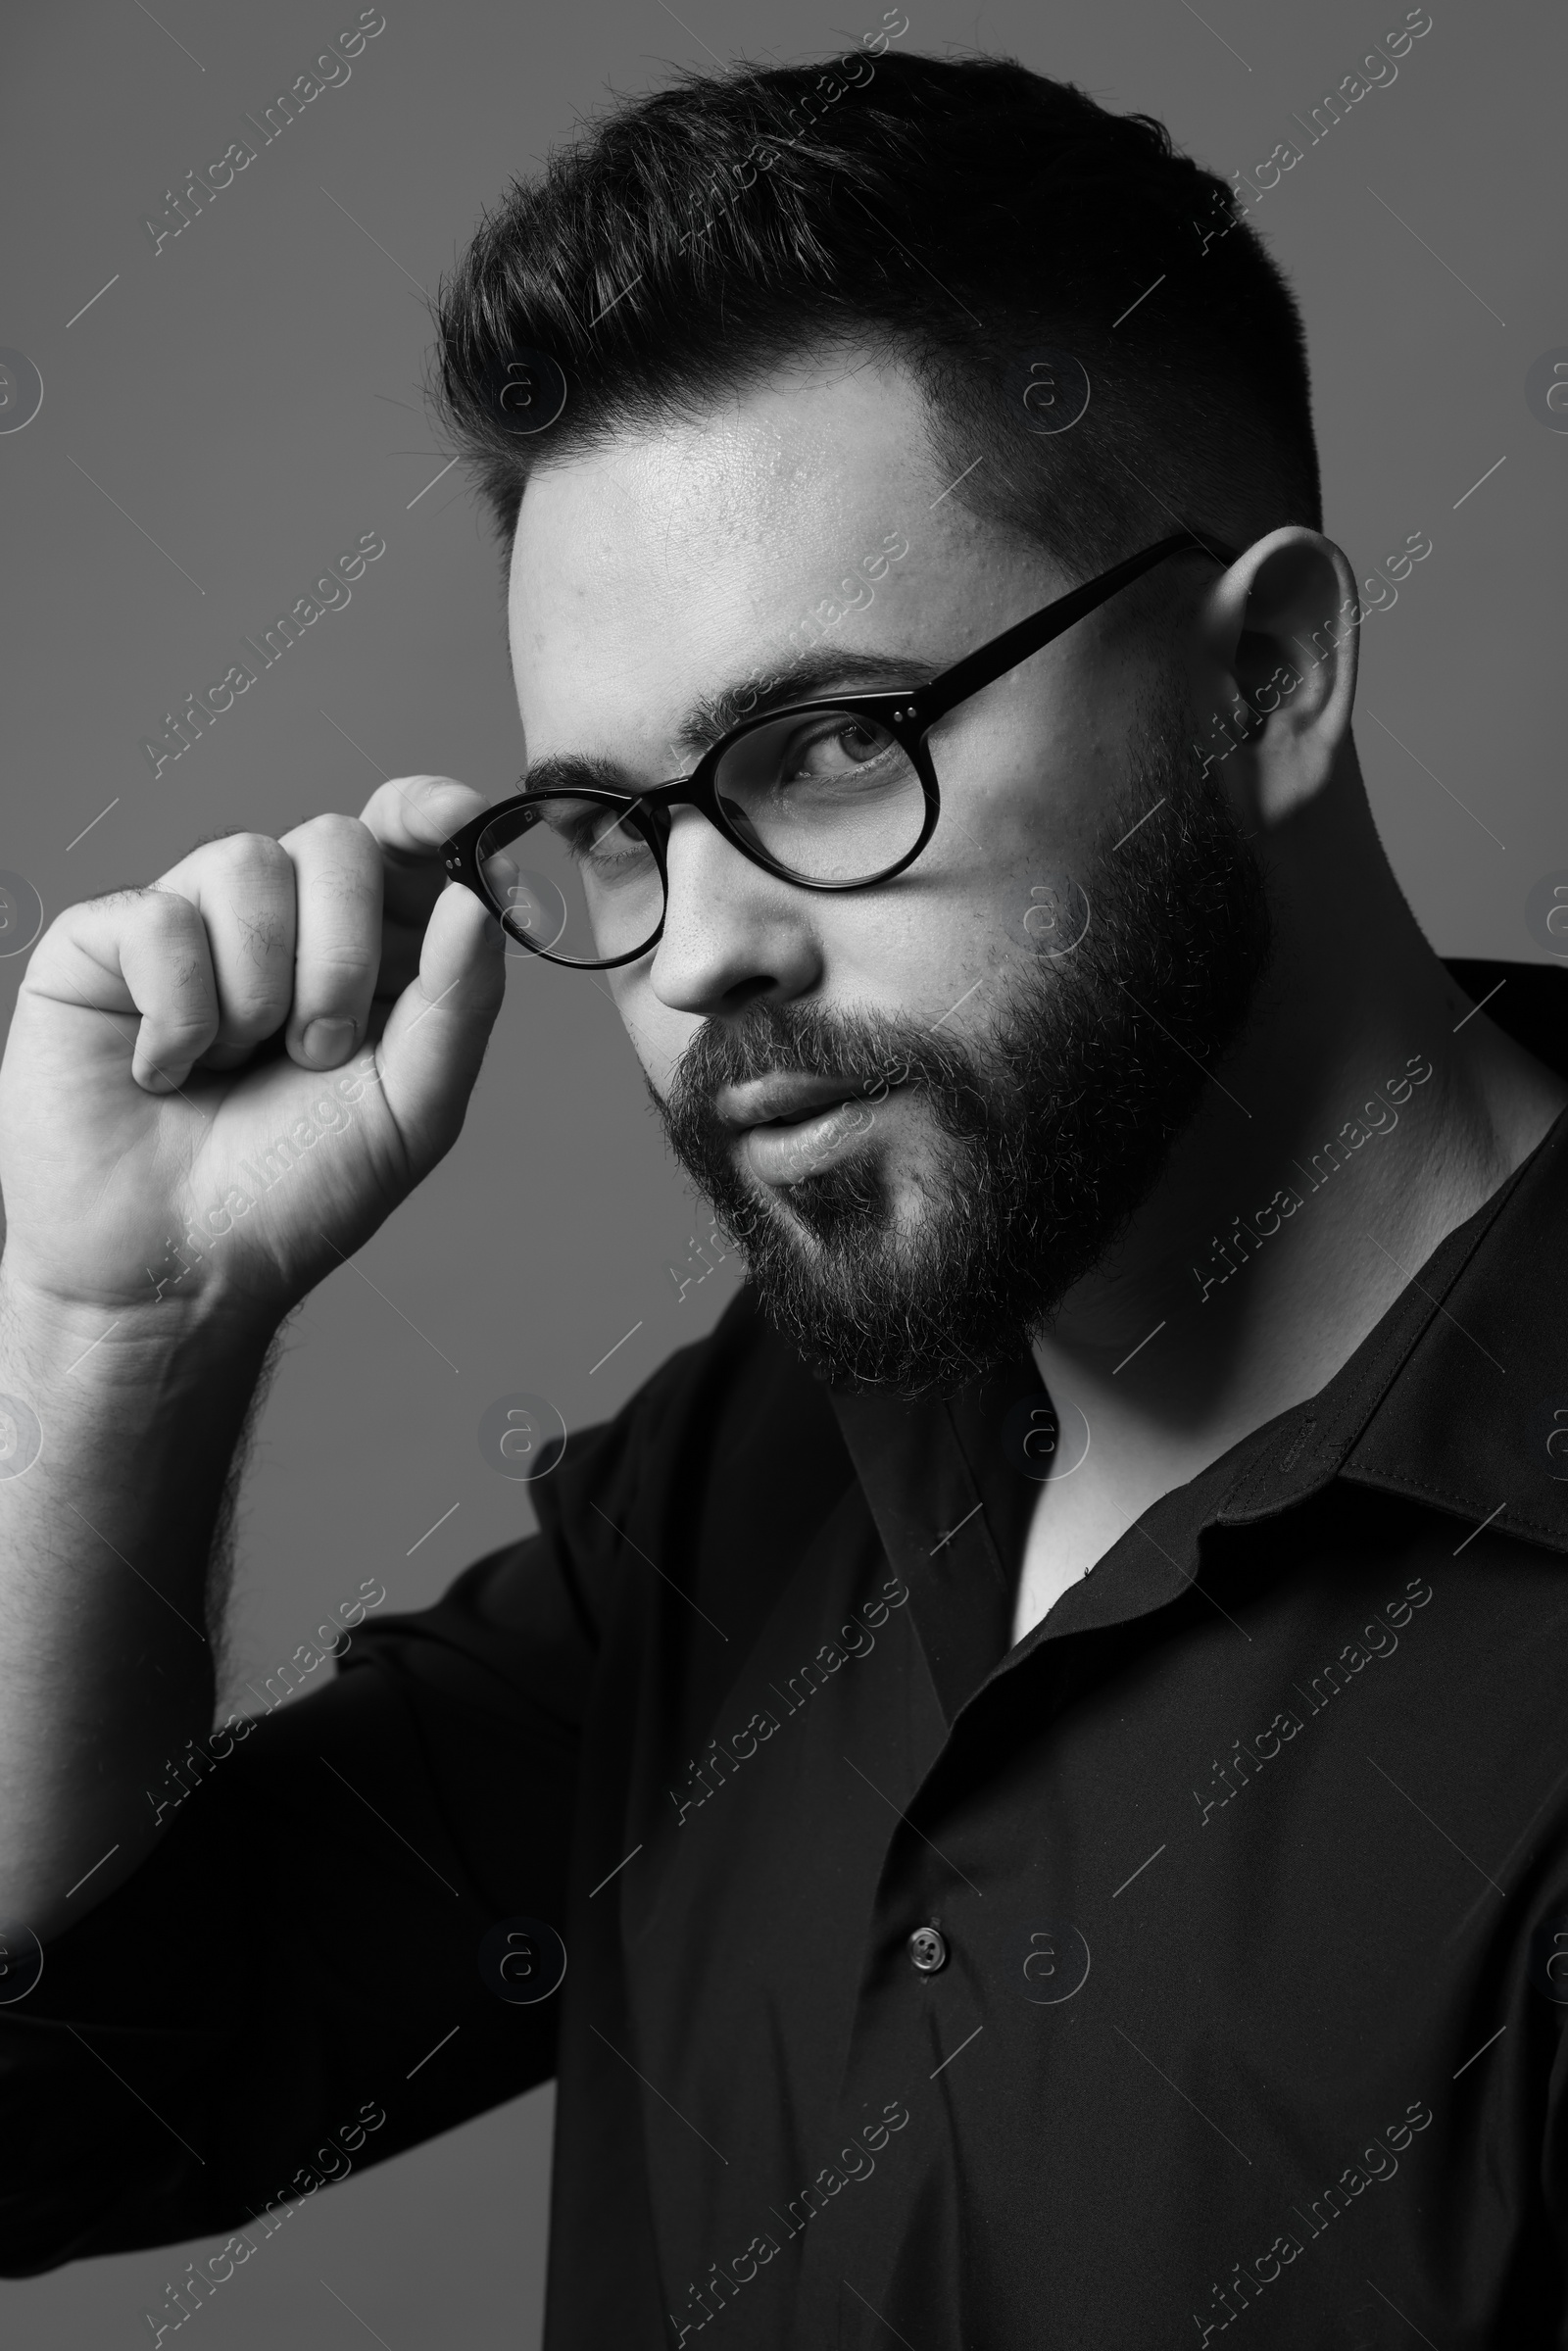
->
<box><xmin>957</xmin><ymin>692</ymin><xmax>1108</xmax><ymax>857</ymax></box>
<box><xmin>616</xmin><ymin>983</ymin><xmax>698</xmax><ymax>1101</ymax></box>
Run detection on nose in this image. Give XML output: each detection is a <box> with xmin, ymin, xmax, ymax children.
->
<box><xmin>648</xmin><ymin>803</ymin><xmax>823</xmax><ymax>1018</ymax></box>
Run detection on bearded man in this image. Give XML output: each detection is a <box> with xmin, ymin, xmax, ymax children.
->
<box><xmin>4</xmin><ymin>46</ymin><xmax>1567</xmax><ymax>2349</ymax></box>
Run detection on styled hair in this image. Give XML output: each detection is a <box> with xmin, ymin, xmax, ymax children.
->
<box><xmin>432</xmin><ymin>49</ymin><xmax>1321</xmax><ymax>591</ymax></box>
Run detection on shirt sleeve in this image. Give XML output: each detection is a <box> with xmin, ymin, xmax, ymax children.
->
<box><xmin>0</xmin><ymin>1445</ymin><xmax>616</xmax><ymax>2277</ymax></box>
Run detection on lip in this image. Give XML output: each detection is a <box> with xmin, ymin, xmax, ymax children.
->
<box><xmin>715</xmin><ymin>1071</ymin><xmax>879</xmax><ymax>1131</ymax></box>
<box><xmin>714</xmin><ymin>1068</ymin><xmax>905</xmax><ymax>1190</ymax></box>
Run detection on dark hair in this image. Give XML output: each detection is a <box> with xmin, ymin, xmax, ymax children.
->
<box><xmin>432</xmin><ymin>49</ymin><xmax>1321</xmax><ymax>594</ymax></box>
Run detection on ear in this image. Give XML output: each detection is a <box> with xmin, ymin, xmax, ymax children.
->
<box><xmin>1189</xmin><ymin>527</ymin><xmax>1360</xmax><ymax>829</ymax></box>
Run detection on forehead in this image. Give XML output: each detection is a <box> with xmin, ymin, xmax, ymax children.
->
<box><xmin>505</xmin><ymin>354</ymin><xmax>1016</xmax><ymax>758</ymax></box>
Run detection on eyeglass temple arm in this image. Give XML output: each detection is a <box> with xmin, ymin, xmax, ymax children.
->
<box><xmin>912</xmin><ymin>527</ymin><xmax>1241</xmax><ymax>727</ymax></box>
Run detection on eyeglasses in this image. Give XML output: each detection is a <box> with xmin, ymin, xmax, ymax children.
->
<box><xmin>441</xmin><ymin>524</ymin><xmax>1239</xmax><ymax>970</ymax></box>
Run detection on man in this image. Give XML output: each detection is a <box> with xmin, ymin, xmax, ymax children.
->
<box><xmin>1</xmin><ymin>44</ymin><xmax>1565</xmax><ymax>2348</ymax></box>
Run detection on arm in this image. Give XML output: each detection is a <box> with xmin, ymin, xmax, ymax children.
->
<box><xmin>0</xmin><ymin>1537</ymin><xmax>584</xmax><ymax>2278</ymax></box>
<box><xmin>0</xmin><ymin>777</ymin><xmax>505</xmax><ymax>1941</ymax></box>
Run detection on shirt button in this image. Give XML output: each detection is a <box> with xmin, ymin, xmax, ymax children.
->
<box><xmin>907</xmin><ymin>1926</ymin><xmax>948</xmax><ymax>1974</ymax></box>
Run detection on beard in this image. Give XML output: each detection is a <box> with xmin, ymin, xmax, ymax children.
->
<box><xmin>651</xmin><ymin>675</ymin><xmax>1274</xmax><ymax>1398</ymax></box>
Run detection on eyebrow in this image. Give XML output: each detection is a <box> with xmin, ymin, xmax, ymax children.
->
<box><xmin>517</xmin><ymin>644</ymin><xmax>947</xmax><ymax>797</ymax></box>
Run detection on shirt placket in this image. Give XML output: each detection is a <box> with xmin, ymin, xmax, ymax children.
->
<box><xmin>786</xmin><ymin>1372</ymin><xmax>1043</xmax><ymax>2343</ymax></box>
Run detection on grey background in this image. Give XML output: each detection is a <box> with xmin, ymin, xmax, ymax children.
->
<box><xmin>0</xmin><ymin>0</ymin><xmax>1561</xmax><ymax>2340</ymax></box>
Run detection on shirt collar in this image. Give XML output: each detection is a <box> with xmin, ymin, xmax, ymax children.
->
<box><xmin>825</xmin><ymin>1371</ymin><xmax>1039</xmax><ymax>1724</ymax></box>
<box><xmin>1335</xmin><ymin>1100</ymin><xmax>1568</xmax><ymax>1553</ymax></box>
<box><xmin>822</xmin><ymin>1099</ymin><xmax>1568</xmax><ymax>1715</ymax></box>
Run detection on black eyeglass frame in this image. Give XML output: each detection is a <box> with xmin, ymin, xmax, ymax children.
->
<box><xmin>441</xmin><ymin>523</ymin><xmax>1240</xmax><ymax>970</ymax></box>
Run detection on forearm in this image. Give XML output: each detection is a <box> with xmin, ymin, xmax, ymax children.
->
<box><xmin>0</xmin><ymin>776</ymin><xmax>501</xmax><ymax>1941</ymax></box>
<box><xmin>0</xmin><ymin>1270</ymin><xmax>279</xmax><ymax>1936</ymax></box>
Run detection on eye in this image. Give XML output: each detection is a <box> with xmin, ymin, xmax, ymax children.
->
<box><xmin>532</xmin><ymin>798</ymin><xmax>648</xmax><ymax>865</ymax></box>
<box><xmin>778</xmin><ymin>715</ymin><xmax>902</xmax><ymax>784</ymax></box>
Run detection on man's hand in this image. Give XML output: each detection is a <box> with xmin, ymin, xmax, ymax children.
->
<box><xmin>0</xmin><ymin>776</ymin><xmax>505</xmax><ymax>1331</ymax></box>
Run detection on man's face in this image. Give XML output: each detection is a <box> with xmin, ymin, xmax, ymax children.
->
<box><xmin>508</xmin><ymin>354</ymin><xmax>1271</xmax><ymax>1395</ymax></box>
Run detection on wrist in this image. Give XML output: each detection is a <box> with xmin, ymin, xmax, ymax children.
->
<box><xmin>0</xmin><ymin>1264</ymin><xmax>280</xmax><ymax>1396</ymax></box>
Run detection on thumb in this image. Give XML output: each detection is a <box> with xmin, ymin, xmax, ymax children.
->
<box><xmin>375</xmin><ymin>880</ymin><xmax>507</xmax><ymax>1169</ymax></box>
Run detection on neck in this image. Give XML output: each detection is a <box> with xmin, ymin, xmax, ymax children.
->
<box><xmin>1036</xmin><ymin>749</ymin><xmax>1567</xmax><ymax>1460</ymax></box>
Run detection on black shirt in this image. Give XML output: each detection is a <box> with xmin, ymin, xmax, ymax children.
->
<box><xmin>6</xmin><ymin>959</ymin><xmax>1568</xmax><ymax>2349</ymax></box>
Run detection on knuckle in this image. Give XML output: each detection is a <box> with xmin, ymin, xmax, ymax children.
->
<box><xmin>204</xmin><ymin>830</ymin><xmax>293</xmax><ymax>884</ymax></box>
<box><xmin>303</xmin><ymin>855</ymin><xmax>382</xmax><ymax>930</ymax></box>
<box><xmin>212</xmin><ymin>1005</ymin><xmax>286</xmax><ymax>1048</ymax></box>
<box><xmin>74</xmin><ymin>883</ymin><xmax>164</xmax><ymax>926</ymax></box>
<box><xmin>295</xmin><ymin>809</ymin><xmax>371</xmax><ymax>857</ymax></box>
<box><xmin>302</xmin><ymin>943</ymin><xmax>378</xmax><ymax>988</ymax></box>
<box><xmin>389</xmin><ymin>773</ymin><xmax>460</xmax><ymax>798</ymax></box>
<box><xmin>40</xmin><ymin>888</ymin><xmax>181</xmax><ymax>982</ymax></box>
<box><xmin>293</xmin><ymin>814</ymin><xmax>384</xmax><ymax>908</ymax></box>
<box><xmin>365</xmin><ymin>773</ymin><xmax>476</xmax><ymax>841</ymax></box>
<box><xmin>139</xmin><ymin>886</ymin><xmax>207</xmax><ymax>942</ymax></box>
<box><xmin>163</xmin><ymin>1017</ymin><xmax>217</xmax><ymax>1049</ymax></box>
<box><xmin>318</xmin><ymin>869</ymin><xmax>380</xmax><ymax>922</ymax></box>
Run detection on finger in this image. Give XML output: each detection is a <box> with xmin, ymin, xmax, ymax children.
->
<box><xmin>375</xmin><ymin>879</ymin><xmax>506</xmax><ymax>1164</ymax></box>
<box><xmin>31</xmin><ymin>888</ymin><xmax>221</xmax><ymax>1095</ymax></box>
<box><xmin>274</xmin><ymin>812</ymin><xmax>384</xmax><ymax>1070</ymax></box>
<box><xmin>151</xmin><ymin>833</ymin><xmax>297</xmax><ymax>1072</ymax></box>
<box><xmin>358</xmin><ymin>774</ymin><xmax>491</xmax><ymax>930</ymax></box>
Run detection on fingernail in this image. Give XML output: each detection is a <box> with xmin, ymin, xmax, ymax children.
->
<box><xmin>302</xmin><ymin>1017</ymin><xmax>356</xmax><ymax>1067</ymax></box>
